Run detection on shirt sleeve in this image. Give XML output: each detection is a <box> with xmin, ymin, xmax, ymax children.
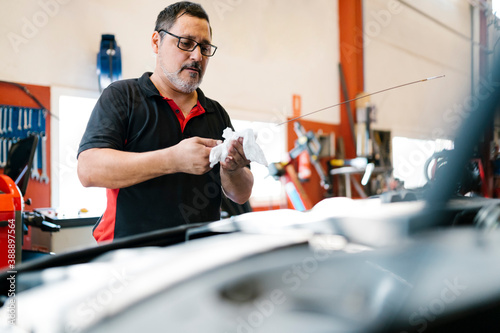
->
<box><xmin>77</xmin><ymin>84</ymin><xmax>129</xmax><ymax>158</ymax></box>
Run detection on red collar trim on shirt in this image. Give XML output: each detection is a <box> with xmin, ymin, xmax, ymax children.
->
<box><xmin>163</xmin><ymin>98</ymin><xmax>206</xmax><ymax>132</ymax></box>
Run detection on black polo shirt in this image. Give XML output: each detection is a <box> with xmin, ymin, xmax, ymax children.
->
<box><xmin>78</xmin><ymin>72</ymin><xmax>232</xmax><ymax>242</ymax></box>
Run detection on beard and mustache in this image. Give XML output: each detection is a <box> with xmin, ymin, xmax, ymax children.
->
<box><xmin>160</xmin><ymin>61</ymin><xmax>203</xmax><ymax>94</ymax></box>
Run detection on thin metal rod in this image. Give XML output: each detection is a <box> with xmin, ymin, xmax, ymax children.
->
<box><xmin>276</xmin><ymin>75</ymin><xmax>445</xmax><ymax>126</ymax></box>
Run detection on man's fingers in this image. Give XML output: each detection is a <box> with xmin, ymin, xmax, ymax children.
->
<box><xmin>227</xmin><ymin>139</ymin><xmax>246</xmax><ymax>157</ymax></box>
<box><xmin>197</xmin><ymin>137</ymin><xmax>220</xmax><ymax>147</ymax></box>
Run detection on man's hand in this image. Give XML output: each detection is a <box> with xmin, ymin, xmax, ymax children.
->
<box><xmin>171</xmin><ymin>137</ymin><xmax>220</xmax><ymax>175</ymax></box>
<box><xmin>219</xmin><ymin>137</ymin><xmax>254</xmax><ymax>204</ymax></box>
<box><xmin>220</xmin><ymin>137</ymin><xmax>251</xmax><ymax>172</ymax></box>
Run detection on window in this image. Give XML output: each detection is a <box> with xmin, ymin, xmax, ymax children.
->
<box><xmin>53</xmin><ymin>93</ymin><xmax>106</xmax><ymax>216</ymax></box>
<box><xmin>392</xmin><ymin>137</ymin><xmax>453</xmax><ymax>189</ymax></box>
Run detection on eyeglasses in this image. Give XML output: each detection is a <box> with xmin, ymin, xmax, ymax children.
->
<box><xmin>158</xmin><ymin>30</ymin><xmax>217</xmax><ymax>57</ymax></box>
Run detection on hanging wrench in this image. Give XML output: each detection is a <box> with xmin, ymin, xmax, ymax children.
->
<box><xmin>2</xmin><ymin>139</ymin><xmax>7</xmax><ymax>168</ymax></box>
<box><xmin>1</xmin><ymin>138</ymin><xmax>6</xmax><ymax>168</ymax></box>
<box><xmin>0</xmin><ymin>139</ymin><xmax>3</xmax><ymax>168</ymax></box>
<box><xmin>23</xmin><ymin>108</ymin><xmax>28</xmax><ymax>130</ymax></box>
<box><xmin>28</xmin><ymin>109</ymin><xmax>32</xmax><ymax>130</ymax></box>
<box><xmin>8</xmin><ymin>107</ymin><xmax>12</xmax><ymax>133</ymax></box>
<box><xmin>31</xmin><ymin>139</ymin><xmax>40</xmax><ymax>180</ymax></box>
<box><xmin>17</xmin><ymin>108</ymin><xmax>22</xmax><ymax>131</ymax></box>
<box><xmin>40</xmin><ymin>134</ymin><xmax>49</xmax><ymax>183</ymax></box>
<box><xmin>0</xmin><ymin>107</ymin><xmax>3</xmax><ymax>135</ymax></box>
<box><xmin>2</xmin><ymin>107</ymin><xmax>7</xmax><ymax>134</ymax></box>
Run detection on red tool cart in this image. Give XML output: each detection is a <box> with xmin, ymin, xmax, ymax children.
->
<box><xmin>0</xmin><ymin>175</ymin><xmax>22</xmax><ymax>270</ymax></box>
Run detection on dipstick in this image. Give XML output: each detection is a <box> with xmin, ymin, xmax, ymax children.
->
<box><xmin>276</xmin><ymin>75</ymin><xmax>445</xmax><ymax>126</ymax></box>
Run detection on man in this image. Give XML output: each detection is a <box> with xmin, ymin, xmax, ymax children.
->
<box><xmin>77</xmin><ymin>1</ymin><xmax>253</xmax><ymax>243</ymax></box>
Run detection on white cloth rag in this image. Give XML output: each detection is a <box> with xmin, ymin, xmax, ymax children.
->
<box><xmin>209</xmin><ymin>128</ymin><xmax>268</xmax><ymax>168</ymax></box>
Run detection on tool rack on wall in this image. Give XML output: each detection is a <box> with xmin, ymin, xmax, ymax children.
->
<box><xmin>0</xmin><ymin>81</ymin><xmax>51</xmax><ymax>210</ymax></box>
<box><xmin>0</xmin><ymin>106</ymin><xmax>48</xmax><ymax>183</ymax></box>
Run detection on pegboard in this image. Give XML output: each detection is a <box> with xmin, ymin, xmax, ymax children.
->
<box><xmin>0</xmin><ymin>106</ymin><xmax>48</xmax><ymax>182</ymax></box>
<box><xmin>0</xmin><ymin>81</ymin><xmax>51</xmax><ymax>210</ymax></box>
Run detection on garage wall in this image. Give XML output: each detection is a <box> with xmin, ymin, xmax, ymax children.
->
<box><xmin>0</xmin><ymin>0</ymin><xmax>489</xmax><ymax>139</ymax></box>
<box><xmin>364</xmin><ymin>0</ymin><xmax>477</xmax><ymax>140</ymax></box>
<box><xmin>0</xmin><ymin>0</ymin><xmax>340</xmax><ymax>124</ymax></box>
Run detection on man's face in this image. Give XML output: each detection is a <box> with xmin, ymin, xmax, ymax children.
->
<box><xmin>156</xmin><ymin>15</ymin><xmax>212</xmax><ymax>94</ymax></box>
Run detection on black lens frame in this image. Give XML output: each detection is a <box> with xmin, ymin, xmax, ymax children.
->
<box><xmin>158</xmin><ymin>29</ymin><xmax>217</xmax><ymax>57</ymax></box>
